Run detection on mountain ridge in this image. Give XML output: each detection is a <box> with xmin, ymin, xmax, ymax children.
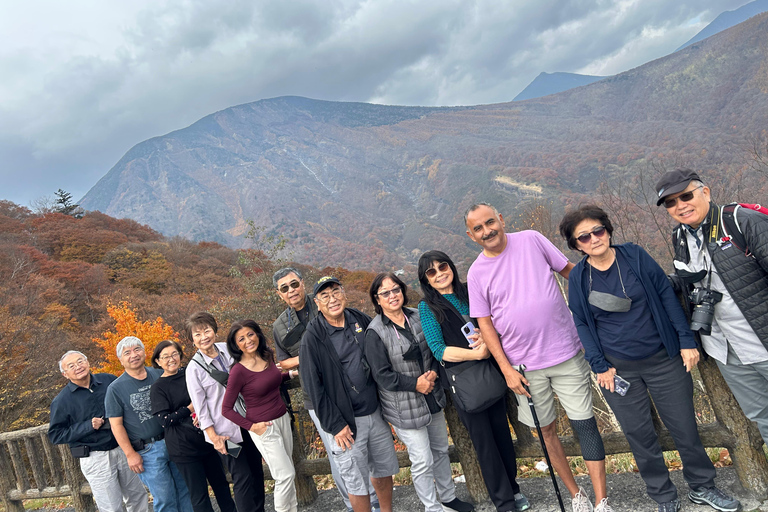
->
<box><xmin>81</xmin><ymin>12</ymin><xmax>768</xmax><ymax>270</ymax></box>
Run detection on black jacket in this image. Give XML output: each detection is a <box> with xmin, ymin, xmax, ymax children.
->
<box><xmin>673</xmin><ymin>204</ymin><xmax>768</xmax><ymax>348</ymax></box>
<box><xmin>299</xmin><ymin>308</ymin><xmax>372</xmax><ymax>437</ymax></box>
<box><xmin>48</xmin><ymin>373</ymin><xmax>118</xmax><ymax>453</ymax></box>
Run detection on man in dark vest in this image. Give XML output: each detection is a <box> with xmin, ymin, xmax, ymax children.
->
<box><xmin>656</xmin><ymin>168</ymin><xmax>765</xmax><ymax>511</ymax></box>
<box><xmin>300</xmin><ymin>276</ymin><xmax>398</xmax><ymax>512</ymax></box>
<box><xmin>272</xmin><ymin>267</ymin><xmax>377</xmax><ymax>512</ymax></box>
<box><xmin>657</xmin><ymin>169</ymin><xmax>768</xmax><ymax>445</ymax></box>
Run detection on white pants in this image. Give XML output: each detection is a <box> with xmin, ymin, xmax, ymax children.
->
<box><xmin>79</xmin><ymin>446</ymin><xmax>148</xmax><ymax>512</ymax></box>
<box><xmin>393</xmin><ymin>411</ymin><xmax>456</xmax><ymax>512</ymax></box>
<box><xmin>248</xmin><ymin>412</ymin><xmax>297</xmax><ymax>512</ymax></box>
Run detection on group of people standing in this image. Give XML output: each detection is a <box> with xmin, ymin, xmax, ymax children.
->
<box><xmin>48</xmin><ymin>169</ymin><xmax>768</xmax><ymax>512</ymax></box>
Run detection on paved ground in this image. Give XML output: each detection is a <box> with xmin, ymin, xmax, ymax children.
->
<box><xmin>300</xmin><ymin>467</ymin><xmax>765</xmax><ymax>512</ymax></box>
<box><xmin>27</xmin><ymin>466</ymin><xmax>768</xmax><ymax>512</ymax></box>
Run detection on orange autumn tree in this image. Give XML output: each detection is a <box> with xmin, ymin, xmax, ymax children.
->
<box><xmin>93</xmin><ymin>301</ymin><xmax>179</xmax><ymax>374</ymax></box>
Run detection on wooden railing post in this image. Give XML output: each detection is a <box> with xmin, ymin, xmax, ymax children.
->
<box><xmin>291</xmin><ymin>409</ymin><xmax>318</xmax><ymax>506</ymax></box>
<box><xmin>697</xmin><ymin>358</ymin><xmax>768</xmax><ymax>494</ymax></box>
<box><xmin>0</xmin><ymin>441</ymin><xmax>24</xmax><ymax>512</ymax></box>
<box><xmin>56</xmin><ymin>445</ymin><xmax>96</xmax><ymax>512</ymax></box>
<box><xmin>443</xmin><ymin>396</ymin><xmax>488</xmax><ymax>504</ymax></box>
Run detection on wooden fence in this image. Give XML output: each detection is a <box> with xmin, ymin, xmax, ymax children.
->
<box><xmin>2</xmin><ymin>365</ymin><xmax>767</xmax><ymax>512</ymax></box>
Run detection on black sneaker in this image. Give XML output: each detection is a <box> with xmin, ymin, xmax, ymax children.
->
<box><xmin>688</xmin><ymin>487</ymin><xmax>740</xmax><ymax>512</ymax></box>
<box><xmin>442</xmin><ymin>497</ymin><xmax>475</xmax><ymax>512</ymax></box>
<box><xmin>658</xmin><ymin>498</ymin><xmax>680</xmax><ymax>512</ymax></box>
<box><xmin>513</xmin><ymin>493</ymin><xmax>531</xmax><ymax>511</ymax></box>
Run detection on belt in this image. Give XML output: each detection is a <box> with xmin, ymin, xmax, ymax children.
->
<box><xmin>142</xmin><ymin>433</ymin><xmax>164</xmax><ymax>444</ymax></box>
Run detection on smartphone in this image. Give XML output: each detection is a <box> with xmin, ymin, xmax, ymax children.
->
<box><xmin>614</xmin><ymin>374</ymin><xmax>631</xmax><ymax>396</ymax></box>
<box><xmin>460</xmin><ymin>322</ymin><xmax>475</xmax><ymax>343</ymax></box>
<box><xmin>226</xmin><ymin>440</ymin><xmax>242</xmax><ymax>458</ymax></box>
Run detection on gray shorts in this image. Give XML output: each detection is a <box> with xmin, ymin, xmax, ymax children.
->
<box><xmin>329</xmin><ymin>408</ymin><xmax>399</xmax><ymax>496</ymax></box>
<box><xmin>514</xmin><ymin>352</ymin><xmax>594</xmax><ymax>428</ymax></box>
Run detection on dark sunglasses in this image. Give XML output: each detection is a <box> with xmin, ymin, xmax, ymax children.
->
<box><xmin>377</xmin><ymin>287</ymin><xmax>402</xmax><ymax>299</ymax></box>
<box><xmin>575</xmin><ymin>226</ymin><xmax>607</xmax><ymax>244</ymax></box>
<box><xmin>425</xmin><ymin>261</ymin><xmax>450</xmax><ymax>279</ymax></box>
<box><xmin>663</xmin><ymin>186</ymin><xmax>704</xmax><ymax>209</ymax></box>
<box><xmin>278</xmin><ymin>280</ymin><xmax>301</xmax><ymax>294</ymax></box>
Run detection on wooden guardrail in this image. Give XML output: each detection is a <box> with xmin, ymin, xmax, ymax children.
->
<box><xmin>2</xmin><ymin>365</ymin><xmax>767</xmax><ymax>511</ymax></box>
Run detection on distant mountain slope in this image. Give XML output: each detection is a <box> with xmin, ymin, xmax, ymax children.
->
<box><xmin>81</xmin><ymin>13</ymin><xmax>768</xmax><ymax>270</ymax></box>
<box><xmin>513</xmin><ymin>72</ymin><xmax>606</xmax><ymax>101</ymax></box>
<box><xmin>677</xmin><ymin>0</ymin><xmax>768</xmax><ymax>51</ymax></box>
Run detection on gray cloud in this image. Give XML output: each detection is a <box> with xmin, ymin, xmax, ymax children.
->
<box><xmin>0</xmin><ymin>0</ymin><xmax>751</xmax><ymax>206</ymax></box>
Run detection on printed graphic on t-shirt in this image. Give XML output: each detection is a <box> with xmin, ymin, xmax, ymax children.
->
<box><xmin>129</xmin><ymin>384</ymin><xmax>154</xmax><ymax>423</ymax></box>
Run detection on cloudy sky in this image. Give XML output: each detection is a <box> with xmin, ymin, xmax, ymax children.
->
<box><xmin>0</xmin><ymin>0</ymin><xmax>752</xmax><ymax>207</ymax></box>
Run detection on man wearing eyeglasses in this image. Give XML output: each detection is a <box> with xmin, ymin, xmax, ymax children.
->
<box><xmin>49</xmin><ymin>351</ymin><xmax>149</xmax><ymax>512</ymax></box>
<box><xmin>656</xmin><ymin>168</ymin><xmax>768</xmax><ymax>445</ymax></box>
<box><xmin>300</xmin><ymin>276</ymin><xmax>399</xmax><ymax>512</ymax></box>
<box><xmin>272</xmin><ymin>268</ymin><xmax>378</xmax><ymax>512</ymax></box>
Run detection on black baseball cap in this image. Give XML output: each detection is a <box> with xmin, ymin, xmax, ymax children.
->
<box><xmin>655</xmin><ymin>168</ymin><xmax>702</xmax><ymax>206</ymax></box>
<box><xmin>313</xmin><ymin>276</ymin><xmax>341</xmax><ymax>295</ymax></box>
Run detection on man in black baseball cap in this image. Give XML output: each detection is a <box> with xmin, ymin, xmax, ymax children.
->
<box><xmin>300</xmin><ymin>276</ymin><xmax>399</xmax><ymax>512</ymax></box>
<box><xmin>656</xmin><ymin>168</ymin><xmax>768</xmax><ymax>512</ymax></box>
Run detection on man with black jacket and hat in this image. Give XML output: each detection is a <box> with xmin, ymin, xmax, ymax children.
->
<box><xmin>656</xmin><ymin>168</ymin><xmax>768</xmax><ymax>452</ymax></box>
<box><xmin>272</xmin><ymin>268</ymin><xmax>378</xmax><ymax>512</ymax></box>
<box><xmin>300</xmin><ymin>276</ymin><xmax>399</xmax><ymax>512</ymax></box>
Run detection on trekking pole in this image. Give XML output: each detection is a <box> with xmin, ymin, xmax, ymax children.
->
<box><xmin>519</xmin><ymin>364</ymin><xmax>566</xmax><ymax>512</ymax></box>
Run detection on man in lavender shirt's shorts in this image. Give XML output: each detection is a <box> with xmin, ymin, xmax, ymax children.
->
<box><xmin>464</xmin><ymin>203</ymin><xmax>613</xmax><ymax>512</ymax></box>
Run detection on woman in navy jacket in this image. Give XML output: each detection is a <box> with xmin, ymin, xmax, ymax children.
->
<box><xmin>560</xmin><ymin>205</ymin><xmax>737</xmax><ymax>512</ymax></box>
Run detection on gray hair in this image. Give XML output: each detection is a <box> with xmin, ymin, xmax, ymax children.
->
<box><xmin>116</xmin><ymin>336</ymin><xmax>144</xmax><ymax>357</ymax></box>
<box><xmin>58</xmin><ymin>351</ymin><xmax>87</xmax><ymax>372</ymax></box>
<box><xmin>273</xmin><ymin>267</ymin><xmax>303</xmax><ymax>288</ymax></box>
<box><xmin>464</xmin><ymin>202</ymin><xmax>500</xmax><ymax>226</ymax></box>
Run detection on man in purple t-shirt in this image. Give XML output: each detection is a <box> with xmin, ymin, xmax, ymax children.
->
<box><xmin>465</xmin><ymin>203</ymin><xmax>613</xmax><ymax>512</ymax></box>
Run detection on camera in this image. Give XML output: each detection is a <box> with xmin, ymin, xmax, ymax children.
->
<box><xmin>689</xmin><ymin>287</ymin><xmax>723</xmax><ymax>335</ymax></box>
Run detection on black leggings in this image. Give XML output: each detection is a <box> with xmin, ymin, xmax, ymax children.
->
<box><xmin>456</xmin><ymin>397</ymin><xmax>520</xmax><ymax>512</ymax></box>
<box><xmin>174</xmin><ymin>446</ymin><xmax>236</xmax><ymax>512</ymax></box>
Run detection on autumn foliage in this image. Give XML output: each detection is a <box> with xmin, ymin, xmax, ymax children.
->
<box><xmin>93</xmin><ymin>302</ymin><xmax>179</xmax><ymax>375</ymax></box>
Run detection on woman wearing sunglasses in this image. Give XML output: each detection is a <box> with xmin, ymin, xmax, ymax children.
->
<box><xmin>417</xmin><ymin>251</ymin><xmax>529</xmax><ymax>512</ymax></box>
<box><xmin>150</xmin><ymin>340</ymin><xmax>237</xmax><ymax>512</ymax></box>
<box><xmin>559</xmin><ymin>205</ymin><xmax>736</xmax><ymax>512</ymax></box>
<box><xmin>364</xmin><ymin>272</ymin><xmax>474</xmax><ymax>512</ymax></box>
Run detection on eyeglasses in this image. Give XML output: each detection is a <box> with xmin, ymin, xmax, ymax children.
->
<box><xmin>575</xmin><ymin>226</ymin><xmax>607</xmax><ymax>244</ymax></box>
<box><xmin>64</xmin><ymin>358</ymin><xmax>88</xmax><ymax>371</ymax></box>
<box><xmin>278</xmin><ymin>280</ymin><xmax>301</xmax><ymax>294</ymax></box>
<box><xmin>158</xmin><ymin>351</ymin><xmax>180</xmax><ymax>362</ymax></box>
<box><xmin>425</xmin><ymin>262</ymin><xmax>450</xmax><ymax>279</ymax></box>
<box><xmin>377</xmin><ymin>287</ymin><xmax>402</xmax><ymax>299</ymax></box>
<box><xmin>316</xmin><ymin>288</ymin><xmax>345</xmax><ymax>304</ymax></box>
<box><xmin>663</xmin><ymin>186</ymin><xmax>704</xmax><ymax>209</ymax></box>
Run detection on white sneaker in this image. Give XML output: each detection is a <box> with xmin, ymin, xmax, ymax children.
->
<box><xmin>572</xmin><ymin>487</ymin><xmax>594</xmax><ymax>512</ymax></box>
<box><xmin>594</xmin><ymin>498</ymin><xmax>614</xmax><ymax>512</ymax></box>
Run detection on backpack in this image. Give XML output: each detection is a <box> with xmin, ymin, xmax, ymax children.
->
<box><xmin>720</xmin><ymin>203</ymin><xmax>768</xmax><ymax>257</ymax></box>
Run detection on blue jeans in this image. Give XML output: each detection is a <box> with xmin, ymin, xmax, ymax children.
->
<box><xmin>137</xmin><ymin>440</ymin><xmax>192</xmax><ymax>512</ymax></box>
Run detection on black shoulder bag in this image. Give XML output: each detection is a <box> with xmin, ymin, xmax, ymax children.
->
<box><xmin>439</xmin><ymin>299</ymin><xmax>508</xmax><ymax>413</ymax></box>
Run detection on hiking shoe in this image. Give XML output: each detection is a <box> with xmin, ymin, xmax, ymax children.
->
<box><xmin>594</xmin><ymin>498</ymin><xmax>614</xmax><ymax>512</ymax></box>
<box><xmin>658</xmin><ymin>499</ymin><xmax>680</xmax><ymax>512</ymax></box>
<box><xmin>572</xmin><ymin>486</ymin><xmax>593</xmax><ymax>512</ymax></box>
<box><xmin>513</xmin><ymin>492</ymin><xmax>531</xmax><ymax>511</ymax></box>
<box><xmin>442</xmin><ymin>497</ymin><xmax>475</xmax><ymax>512</ymax></box>
<box><xmin>688</xmin><ymin>487</ymin><xmax>740</xmax><ymax>512</ymax></box>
